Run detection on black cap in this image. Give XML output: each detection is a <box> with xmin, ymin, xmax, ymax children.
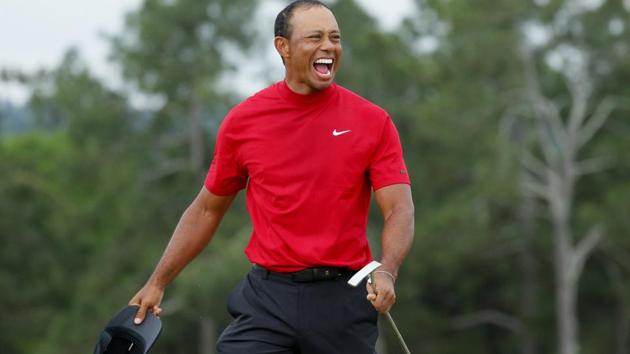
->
<box><xmin>94</xmin><ymin>305</ymin><xmax>162</xmax><ymax>354</ymax></box>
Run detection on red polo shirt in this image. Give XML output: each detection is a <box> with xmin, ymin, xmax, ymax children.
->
<box><xmin>204</xmin><ymin>81</ymin><xmax>410</xmax><ymax>272</ymax></box>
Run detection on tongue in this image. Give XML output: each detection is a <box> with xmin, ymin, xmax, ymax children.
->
<box><xmin>314</xmin><ymin>63</ymin><xmax>329</xmax><ymax>75</ymax></box>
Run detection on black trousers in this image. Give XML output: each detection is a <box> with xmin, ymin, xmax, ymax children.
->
<box><xmin>216</xmin><ymin>266</ymin><xmax>378</xmax><ymax>354</ymax></box>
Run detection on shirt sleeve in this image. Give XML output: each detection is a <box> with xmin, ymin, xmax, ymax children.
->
<box><xmin>368</xmin><ymin>116</ymin><xmax>411</xmax><ymax>191</ymax></box>
<box><xmin>204</xmin><ymin>115</ymin><xmax>248</xmax><ymax>196</ymax></box>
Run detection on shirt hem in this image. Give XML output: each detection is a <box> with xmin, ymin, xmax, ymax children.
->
<box><xmin>372</xmin><ymin>179</ymin><xmax>411</xmax><ymax>192</ymax></box>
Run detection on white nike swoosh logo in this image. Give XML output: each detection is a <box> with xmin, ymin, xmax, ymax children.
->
<box><xmin>332</xmin><ymin>129</ymin><xmax>351</xmax><ymax>136</ymax></box>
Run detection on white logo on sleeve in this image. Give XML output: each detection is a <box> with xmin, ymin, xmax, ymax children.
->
<box><xmin>332</xmin><ymin>129</ymin><xmax>351</xmax><ymax>136</ymax></box>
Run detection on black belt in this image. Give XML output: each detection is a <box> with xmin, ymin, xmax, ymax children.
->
<box><xmin>253</xmin><ymin>264</ymin><xmax>353</xmax><ymax>282</ymax></box>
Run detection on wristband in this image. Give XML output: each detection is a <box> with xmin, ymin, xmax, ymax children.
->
<box><xmin>374</xmin><ymin>270</ymin><xmax>396</xmax><ymax>283</ymax></box>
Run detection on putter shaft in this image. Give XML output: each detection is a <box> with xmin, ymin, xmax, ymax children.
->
<box><xmin>384</xmin><ymin>312</ymin><xmax>411</xmax><ymax>354</ymax></box>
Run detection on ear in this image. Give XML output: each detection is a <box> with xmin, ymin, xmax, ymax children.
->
<box><xmin>274</xmin><ymin>36</ymin><xmax>290</xmax><ymax>62</ymax></box>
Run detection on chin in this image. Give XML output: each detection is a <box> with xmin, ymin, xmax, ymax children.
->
<box><xmin>310</xmin><ymin>78</ymin><xmax>335</xmax><ymax>91</ymax></box>
<box><xmin>313</xmin><ymin>82</ymin><xmax>332</xmax><ymax>91</ymax></box>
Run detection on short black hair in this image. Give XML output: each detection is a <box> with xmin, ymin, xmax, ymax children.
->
<box><xmin>274</xmin><ymin>0</ymin><xmax>332</xmax><ymax>38</ymax></box>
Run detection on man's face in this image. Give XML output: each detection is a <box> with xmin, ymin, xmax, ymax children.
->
<box><xmin>281</xmin><ymin>6</ymin><xmax>342</xmax><ymax>94</ymax></box>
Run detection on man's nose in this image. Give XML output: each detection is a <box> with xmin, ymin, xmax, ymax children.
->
<box><xmin>320</xmin><ymin>36</ymin><xmax>336</xmax><ymax>51</ymax></box>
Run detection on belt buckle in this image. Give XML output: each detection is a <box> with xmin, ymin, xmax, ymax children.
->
<box><xmin>291</xmin><ymin>267</ymin><xmax>341</xmax><ymax>282</ymax></box>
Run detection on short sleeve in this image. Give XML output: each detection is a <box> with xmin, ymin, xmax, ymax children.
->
<box><xmin>368</xmin><ymin>117</ymin><xmax>411</xmax><ymax>190</ymax></box>
<box><xmin>204</xmin><ymin>116</ymin><xmax>248</xmax><ymax>195</ymax></box>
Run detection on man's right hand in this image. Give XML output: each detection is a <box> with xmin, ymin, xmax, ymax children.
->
<box><xmin>129</xmin><ymin>284</ymin><xmax>164</xmax><ymax>324</ymax></box>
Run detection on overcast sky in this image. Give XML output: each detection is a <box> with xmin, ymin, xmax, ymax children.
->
<box><xmin>0</xmin><ymin>0</ymin><xmax>416</xmax><ymax>104</ymax></box>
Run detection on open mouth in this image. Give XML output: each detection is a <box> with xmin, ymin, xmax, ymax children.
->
<box><xmin>313</xmin><ymin>58</ymin><xmax>334</xmax><ymax>79</ymax></box>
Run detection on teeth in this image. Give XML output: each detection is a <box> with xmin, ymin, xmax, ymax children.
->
<box><xmin>315</xmin><ymin>58</ymin><xmax>333</xmax><ymax>64</ymax></box>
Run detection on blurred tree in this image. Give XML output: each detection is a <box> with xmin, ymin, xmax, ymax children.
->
<box><xmin>0</xmin><ymin>50</ymin><xmax>148</xmax><ymax>353</ymax></box>
<box><xmin>501</xmin><ymin>1</ymin><xmax>630</xmax><ymax>353</ymax></box>
<box><xmin>110</xmin><ymin>0</ymin><xmax>258</xmax><ymax>176</ymax></box>
<box><xmin>519</xmin><ymin>47</ymin><xmax>612</xmax><ymax>354</ymax></box>
<box><xmin>1</xmin><ymin>0</ymin><xmax>629</xmax><ymax>353</ymax></box>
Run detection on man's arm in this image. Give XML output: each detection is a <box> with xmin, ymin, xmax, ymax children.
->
<box><xmin>130</xmin><ymin>187</ymin><xmax>236</xmax><ymax>323</ymax></box>
<box><xmin>367</xmin><ymin>184</ymin><xmax>414</xmax><ymax>313</ymax></box>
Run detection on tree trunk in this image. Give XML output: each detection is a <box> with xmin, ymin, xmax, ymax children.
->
<box><xmin>555</xmin><ymin>254</ymin><xmax>578</xmax><ymax>354</ymax></box>
<box><xmin>518</xmin><ymin>195</ymin><xmax>539</xmax><ymax>354</ymax></box>
<box><xmin>199</xmin><ymin>317</ymin><xmax>216</xmax><ymax>354</ymax></box>
<box><xmin>552</xmin><ymin>209</ymin><xmax>578</xmax><ymax>354</ymax></box>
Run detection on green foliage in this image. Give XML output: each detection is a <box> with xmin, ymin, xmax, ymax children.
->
<box><xmin>110</xmin><ymin>0</ymin><xmax>256</xmax><ymax>97</ymax></box>
<box><xmin>2</xmin><ymin>0</ymin><xmax>630</xmax><ymax>353</ymax></box>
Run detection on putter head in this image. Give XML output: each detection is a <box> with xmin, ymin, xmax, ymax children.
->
<box><xmin>347</xmin><ymin>260</ymin><xmax>382</xmax><ymax>287</ymax></box>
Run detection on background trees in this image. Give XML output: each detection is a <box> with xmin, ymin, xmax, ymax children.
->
<box><xmin>1</xmin><ymin>0</ymin><xmax>629</xmax><ymax>353</ymax></box>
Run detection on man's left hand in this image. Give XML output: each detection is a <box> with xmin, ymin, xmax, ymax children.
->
<box><xmin>366</xmin><ymin>271</ymin><xmax>396</xmax><ymax>313</ymax></box>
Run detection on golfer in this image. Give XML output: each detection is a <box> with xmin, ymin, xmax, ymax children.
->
<box><xmin>130</xmin><ymin>1</ymin><xmax>414</xmax><ymax>352</ymax></box>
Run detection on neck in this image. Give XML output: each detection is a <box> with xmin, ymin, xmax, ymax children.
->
<box><xmin>284</xmin><ymin>76</ymin><xmax>315</xmax><ymax>95</ymax></box>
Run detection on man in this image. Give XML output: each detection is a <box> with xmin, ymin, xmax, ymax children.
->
<box><xmin>129</xmin><ymin>1</ymin><xmax>414</xmax><ymax>353</ymax></box>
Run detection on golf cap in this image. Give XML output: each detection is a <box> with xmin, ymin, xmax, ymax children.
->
<box><xmin>93</xmin><ymin>305</ymin><xmax>162</xmax><ymax>354</ymax></box>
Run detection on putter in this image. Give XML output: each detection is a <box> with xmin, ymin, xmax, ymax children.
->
<box><xmin>348</xmin><ymin>261</ymin><xmax>411</xmax><ymax>354</ymax></box>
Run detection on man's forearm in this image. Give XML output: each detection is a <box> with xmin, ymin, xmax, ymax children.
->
<box><xmin>146</xmin><ymin>190</ymin><xmax>233</xmax><ymax>289</ymax></box>
<box><xmin>374</xmin><ymin>184</ymin><xmax>415</xmax><ymax>278</ymax></box>
<box><xmin>380</xmin><ymin>205</ymin><xmax>414</xmax><ymax>277</ymax></box>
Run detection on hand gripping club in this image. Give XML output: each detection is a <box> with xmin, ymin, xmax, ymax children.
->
<box><xmin>348</xmin><ymin>261</ymin><xmax>411</xmax><ymax>354</ymax></box>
